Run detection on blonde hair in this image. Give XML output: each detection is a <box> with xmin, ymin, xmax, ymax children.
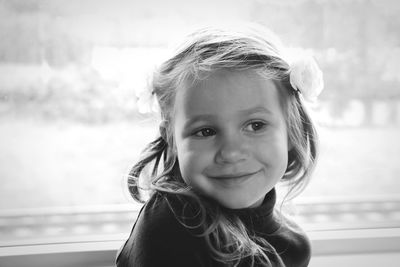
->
<box><xmin>128</xmin><ymin>24</ymin><xmax>318</xmax><ymax>266</ymax></box>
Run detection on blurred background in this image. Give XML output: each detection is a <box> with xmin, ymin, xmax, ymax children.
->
<box><xmin>0</xmin><ymin>0</ymin><xmax>400</xmax><ymax>246</ymax></box>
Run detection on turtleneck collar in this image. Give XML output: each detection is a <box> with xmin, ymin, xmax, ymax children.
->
<box><xmin>222</xmin><ymin>188</ymin><xmax>280</xmax><ymax>234</ymax></box>
<box><xmin>164</xmin><ymin>187</ymin><xmax>281</xmax><ymax>235</ymax></box>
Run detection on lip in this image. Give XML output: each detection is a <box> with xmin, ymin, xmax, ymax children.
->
<box><xmin>208</xmin><ymin>170</ymin><xmax>260</xmax><ymax>187</ymax></box>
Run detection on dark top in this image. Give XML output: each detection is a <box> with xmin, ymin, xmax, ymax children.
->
<box><xmin>116</xmin><ymin>189</ymin><xmax>311</xmax><ymax>267</ymax></box>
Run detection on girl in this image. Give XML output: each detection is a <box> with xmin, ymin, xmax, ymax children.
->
<box><xmin>116</xmin><ymin>24</ymin><xmax>323</xmax><ymax>267</ymax></box>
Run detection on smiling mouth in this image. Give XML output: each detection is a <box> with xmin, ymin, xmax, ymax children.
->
<box><xmin>208</xmin><ymin>170</ymin><xmax>260</xmax><ymax>186</ymax></box>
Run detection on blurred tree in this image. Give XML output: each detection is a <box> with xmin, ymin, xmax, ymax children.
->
<box><xmin>0</xmin><ymin>0</ymin><xmax>399</xmax><ymax>124</ymax></box>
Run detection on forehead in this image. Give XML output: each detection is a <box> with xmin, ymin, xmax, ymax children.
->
<box><xmin>174</xmin><ymin>70</ymin><xmax>285</xmax><ymax>120</ymax></box>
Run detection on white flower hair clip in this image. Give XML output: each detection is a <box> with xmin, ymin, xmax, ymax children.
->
<box><xmin>136</xmin><ymin>88</ymin><xmax>160</xmax><ymax>114</ymax></box>
<box><xmin>289</xmin><ymin>53</ymin><xmax>324</xmax><ymax>102</ymax></box>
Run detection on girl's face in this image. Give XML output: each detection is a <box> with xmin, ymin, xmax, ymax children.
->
<box><xmin>173</xmin><ymin>70</ymin><xmax>289</xmax><ymax>209</ymax></box>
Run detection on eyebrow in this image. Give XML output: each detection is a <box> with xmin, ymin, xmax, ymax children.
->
<box><xmin>237</xmin><ymin>106</ymin><xmax>274</xmax><ymax>116</ymax></box>
<box><xmin>184</xmin><ymin>114</ymin><xmax>216</xmax><ymax>129</ymax></box>
<box><xmin>183</xmin><ymin>106</ymin><xmax>274</xmax><ymax>128</ymax></box>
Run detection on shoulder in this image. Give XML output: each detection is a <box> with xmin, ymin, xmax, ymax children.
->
<box><xmin>134</xmin><ymin>192</ymin><xmax>197</xmax><ymax>246</ymax></box>
<box><xmin>116</xmin><ymin>192</ymin><xmax>212</xmax><ymax>267</ymax></box>
<box><xmin>275</xmin><ymin>212</ymin><xmax>311</xmax><ymax>267</ymax></box>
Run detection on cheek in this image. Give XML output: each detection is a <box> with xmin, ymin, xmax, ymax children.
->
<box><xmin>175</xmin><ymin>141</ymin><xmax>212</xmax><ymax>183</ymax></box>
<box><xmin>256</xmin><ymin>134</ymin><xmax>289</xmax><ymax>168</ymax></box>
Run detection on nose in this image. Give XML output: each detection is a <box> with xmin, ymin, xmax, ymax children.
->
<box><xmin>215</xmin><ymin>134</ymin><xmax>248</xmax><ymax>164</ymax></box>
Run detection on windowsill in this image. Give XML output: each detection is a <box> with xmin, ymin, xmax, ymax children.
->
<box><xmin>309</xmin><ymin>227</ymin><xmax>400</xmax><ymax>255</ymax></box>
<box><xmin>1</xmin><ymin>228</ymin><xmax>400</xmax><ymax>267</ymax></box>
<box><xmin>1</xmin><ymin>197</ymin><xmax>400</xmax><ymax>266</ymax></box>
<box><xmin>309</xmin><ymin>227</ymin><xmax>400</xmax><ymax>267</ymax></box>
<box><xmin>0</xmin><ymin>239</ymin><xmax>121</xmax><ymax>267</ymax></box>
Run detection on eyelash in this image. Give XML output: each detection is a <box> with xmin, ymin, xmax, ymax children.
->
<box><xmin>244</xmin><ymin>121</ymin><xmax>268</xmax><ymax>132</ymax></box>
<box><xmin>191</xmin><ymin>121</ymin><xmax>267</xmax><ymax>138</ymax></box>
<box><xmin>192</xmin><ymin>128</ymin><xmax>216</xmax><ymax>138</ymax></box>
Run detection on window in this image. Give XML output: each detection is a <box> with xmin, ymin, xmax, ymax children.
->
<box><xmin>0</xmin><ymin>0</ymin><xmax>399</xmax><ymax>266</ymax></box>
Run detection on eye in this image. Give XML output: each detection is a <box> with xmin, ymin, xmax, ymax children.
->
<box><xmin>244</xmin><ymin>121</ymin><xmax>267</xmax><ymax>132</ymax></box>
<box><xmin>193</xmin><ymin>128</ymin><xmax>216</xmax><ymax>138</ymax></box>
